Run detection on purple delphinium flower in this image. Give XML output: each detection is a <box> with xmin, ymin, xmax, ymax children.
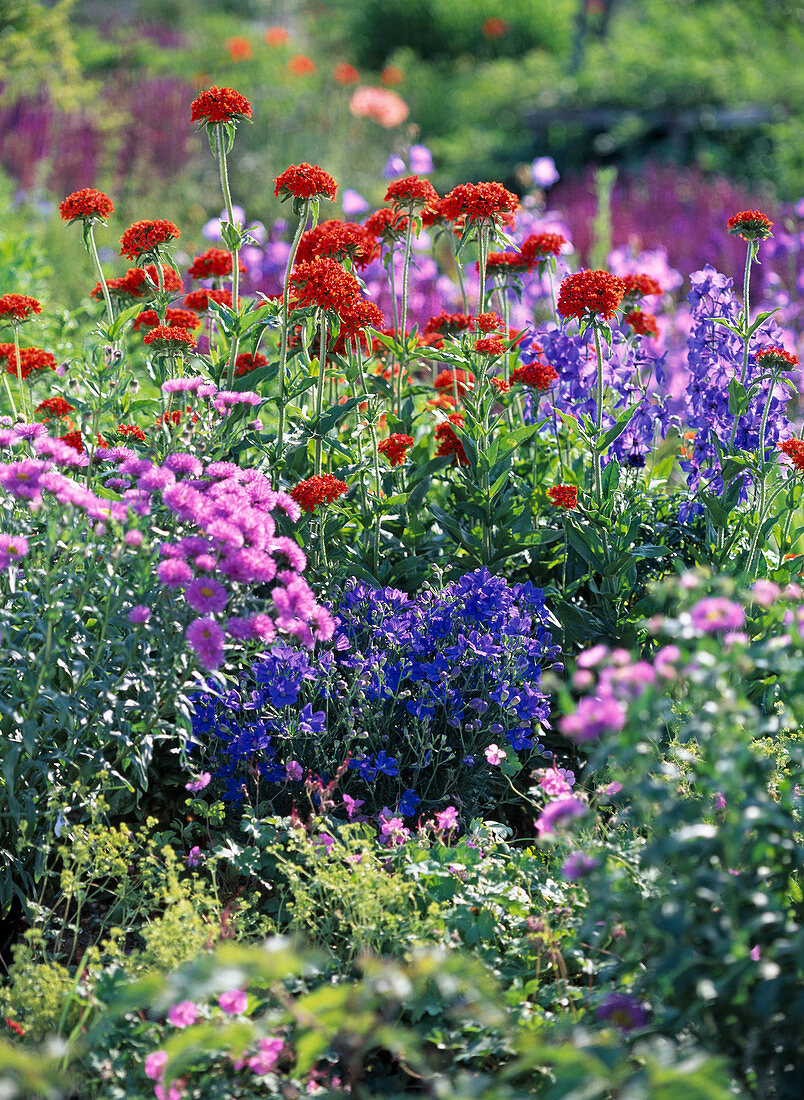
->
<box><xmin>595</xmin><ymin>992</ymin><xmax>650</xmax><ymax>1031</ymax></box>
<box><xmin>285</xmin><ymin>760</ymin><xmax>303</xmax><ymax>781</ymax></box>
<box><xmin>382</xmin><ymin>154</ymin><xmax>405</xmax><ymax>179</ymax></box>
<box><xmin>689</xmin><ymin>596</ymin><xmax>746</xmax><ymax>633</ymax></box>
<box><xmin>186</xmin><ymin>845</ymin><xmax>202</xmax><ymax>867</ymax></box>
<box><xmin>186</xmin><ymin>617</ymin><xmax>225</xmax><ymax>669</ymax></box>
<box><xmin>409</xmin><ymin>144</ymin><xmax>434</xmax><ymax>174</ymax></box>
<box><xmin>342</xmin><ymin>188</ymin><xmax>370</xmax><ymax>215</ymax></box>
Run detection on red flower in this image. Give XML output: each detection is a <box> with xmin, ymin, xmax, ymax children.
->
<box><xmin>117</xmin><ymin>423</ymin><xmax>147</xmax><ymax>442</ymax></box>
<box><xmin>59</xmin><ymin>187</ymin><xmax>114</xmax><ymax>223</ymax></box>
<box><xmin>145</xmin><ymin>264</ymin><xmax>183</xmax><ymax>292</ymax></box>
<box><xmin>4</xmin><ymin>1018</ymin><xmax>25</xmax><ymax>1039</ymax></box>
<box><xmin>727</xmin><ymin>209</ymin><xmax>773</xmax><ymax>242</ymax></box>
<box><xmin>190</xmin><ymin>86</ymin><xmax>252</xmax><ymax>125</ymax></box>
<box><xmin>482</xmin><ymin>17</ymin><xmax>508</xmax><ymax>38</ymax></box>
<box><xmin>143</xmin><ymin>324</ymin><xmax>196</xmax><ymax>349</ymax></box>
<box><xmin>35</xmin><ymin>396</ymin><xmax>75</xmax><ymax>420</ymax></box>
<box><xmin>184</xmin><ymin>288</ymin><xmax>233</xmax><ymax>312</ymax></box>
<box><xmin>134</xmin><ymin>308</ymin><xmax>201</xmax><ymax>332</ymax></box>
<box><xmin>755</xmin><ymin>345</ymin><xmax>800</xmax><ymax>372</ymax></box>
<box><xmin>557</xmin><ymin>269</ymin><xmax>625</xmax><ymax>322</ymax></box>
<box><xmin>474</xmin><ymin>336</ymin><xmax>506</xmax><ymax>356</ymax></box>
<box><xmin>423</xmin><ymin>311</ymin><xmax>475</xmax><ymax>337</ymax></box>
<box><xmin>434</xmin><ymin>368</ymin><xmax>474</xmax><ymax>395</ymax></box>
<box><xmin>225</xmin><ymin>37</ymin><xmax>252</xmax><ymax>62</ymax></box>
<box><xmin>6</xmin><ymin>347</ymin><xmax>56</xmax><ymax>379</ymax></box>
<box><xmin>486</xmin><ymin>251</ymin><xmax>530</xmax><ymax>277</ymax></box>
<box><xmin>520</xmin><ymin>232</ymin><xmax>566</xmax><ymax>264</ymax></box>
<box><xmin>384</xmin><ymin>175</ymin><xmax>438</xmax><ymax>212</ymax></box>
<box><xmin>510</xmin><ymin>361</ymin><xmax>558</xmax><ymax>390</ymax></box>
<box><xmin>491</xmin><ymin>377</ymin><xmax>510</xmax><ymax>393</ymax></box>
<box><xmin>779</xmin><ymin>438</ymin><xmax>804</xmax><ymax>472</ymax></box>
<box><xmin>624</xmin><ymin>309</ymin><xmax>659</xmax><ymax>338</ymax></box>
<box><xmin>265</xmin><ymin>26</ymin><xmax>289</xmax><ymax>46</ymax></box>
<box><xmin>364</xmin><ymin>207</ymin><xmax>408</xmax><ymax>242</ymax></box>
<box><xmin>288</xmin><ymin>55</ymin><xmax>317</xmax><ymax>76</ymax></box>
<box><xmin>234</xmin><ymin>351</ymin><xmax>269</xmax><ymax>377</ymax></box>
<box><xmin>290</xmin><ymin>473</ymin><xmax>348</xmax><ymax>513</ymax></box>
<box><xmin>59</xmin><ymin>430</ymin><xmax>84</xmax><ymax>454</ymax></box>
<box><xmin>188</xmin><ymin>247</ymin><xmax>245</xmax><ymax>279</ymax></box>
<box><xmin>622</xmin><ymin>273</ymin><xmax>663</xmax><ymax>299</ymax></box>
<box><xmin>378</xmin><ymin>433</ymin><xmax>414</xmax><ymax>466</ymax></box>
<box><xmin>338</xmin><ymin>298</ymin><xmax>385</xmax><ymax>342</ymax></box>
<box><xmin>476</xmin><ymin>311</ymin><xmax>504</xmax><ymax>333</ymax></box>
<box><xmin>435</xmin><ymin>413</ymin><xmax>468</xmax><ymax>465</ymax></box>
<box><xmin>274</xmin><ymin>163</ymin><xmax>337</xmax><ymax>202</ymax></box>
<box><xmin>288</xmin><ymin>257</ymin><xmax>361</xmax><ymax>313</ymax></box>
<box><xmin>548</xmin><ymin>484</ymin><xmax>577</xmax><ymax>509</ymax></box>
<box><xmin>439</xmin><ymin>181</ymin><xmax>519</xmax><ymax>224</ymax></box>
<box><xmin>380</xmin><ymin>65</ymin><xmax>404</xmax><ymax>86</ymax></box>
<box><xmin>295</xmin><ymin>220</ymin><xmax>376</xmax><ymax>269</ymax></box>
<box><xmin>0</xmin><ymin>294</ymin><xmax>42</xmax><ymax>323</ymax></box>
<box><xmin>119</xmin><ymin>220</ymin><xmax>180</xmax><ymax>259</ymax></box>
<box><xmin>334</xmin><ymin>62</ymin><xmax>360</xmax><ymax>84</ymax></box>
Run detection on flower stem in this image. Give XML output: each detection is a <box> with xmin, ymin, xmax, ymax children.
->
<box><xmin>728</xmin><ymin>241</ymin><xmax>754</xmax><ymax>451</ymax></box>
<box><xmin>276</xmin><ymin>201</ymin><xmax>310</xmax><ymax>476</ymax></box>
<box><xmin>13</xmin><ymin>327</ymin><xmax>26</xmax><ymax>420</ymax></box>
<box><xmin>747</xmin><ymin>371</ymin><xmax>777</xmax><ymax>572</ymax></box>
<box><xmin>355</xmin><ymin>348</ymin><xmax>382</xmax><ymax>576</ymax></box>
<box><xmin>314</xmin><ymin>312</ymin><xmax>328</xmax><ymax>477</ymax></box>
<box><xmin>477</xmin><ymin>224</ymin><xmax>490</xmax><ymax>316</ymax></box>
<box><xmin>85</xmin><ymin>223</ymin><xmax>114</xmax><ymax>328</ymax></box>
<box><xmin>592</xmin><ymin>322</ymin><xmax>605</xmax><ymax>507</ymax></box>
<box><xmin>216</xmin><ymin>129</ymin><xmax>240</xmax><ymax>390</ymax></box>
<box><xmin>397</xmin><ymin>215</ymin><xmax>414</xmax><ymax>423</ymax></box>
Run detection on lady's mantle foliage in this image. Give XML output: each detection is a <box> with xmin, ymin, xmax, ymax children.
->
<box><xmin>192</xmin><ymin>568</ymin><xmax>562</xmax><ymax>813</ymax></box>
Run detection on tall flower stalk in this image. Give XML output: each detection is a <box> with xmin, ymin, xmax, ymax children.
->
<box><xmin>276</xmin><ymin>200</ymin><xmax>312</xmax><ymax>465</ymax></box>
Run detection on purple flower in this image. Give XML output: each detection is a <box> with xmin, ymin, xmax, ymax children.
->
<box><xmin>167</xmin><ymin>1000</ymin><xmax>198</xmax><ymax>1028</ymax></box>
<box><xmin>531</xmin><ymin>156</ymin><xmax>559</xmax><ymax>188</ymax></box>
<box><xmin>248</xmin><ymin>1036</ymin><xmax>284</xmax><ymax>1075</ymax></box>
<box><xmin>408</xmin><ymin>144</ymin><xmax>434</xmax><ymax>174</ymax></box>
<box><xmin>127</xmin><ymin>605</ymin><xmax>151</xmax><ymax>624</ymax></box>
<box><xmin>285</xmin><ymin>760</ymin><xmax>303</xmax><ymax>781</ymax></box>
<box><xmin>164</xmin><ymin>451</ymin><xmax>204</xmax><ymax>476</ymax></box>
<box><xmin>535</xmin><ymin>796</ymin><xmax>586</xmax><ymax>837</ymax></box>
<box><xmin>0</xmin><ymin>534</ymin><xmax>29</xmax><ymax>569</ymax></box>
<box><xmin>383</xmin><ymin>154</ymin><xmax>406</xmax><ymax>179</ymax></box>
<box><xmin>689</xmin><ymin>596</ymin><xmax>746</xmax><ymax>633</ymax></box>
<box><xmin>186</xmin><ymin>845</ymin><xmax>202</xmax><ymax>867</ymax></box>
<box><xmin>157</xmin><ymin>558</ymin><xmax>193</xmax><ymax>588</ymax></box>
<box><xmin>343</xmin><ymin>794</ymin><xmax>364</xmax><ymax>819</ymax></box>
<box><xmin>342</xmin><ymin>188</ymin><xmax>370</xmax><ymax>215</ymax></box>
<box><xmin>595</xmin><ymin>992</ymin><xmax>649</xmax><ymax>1031</ymax></box>
<box><xmin>185</xmin><ymin>772</ymin><xmax>211</xmax><ymax>793</ymax></box>
<box><xmin>218</xmin><ymin>989</ymin><xmax>247</xmax><ymax>1016</ymax></box>
<box><xmin>185</xmin><ymin>577</ymin><xmax>228</xmax><ymax>614</ymax></box>
<box><xmin>560</xmin><ymin>695</ymin><xmax>626</xmax><ymax>743</ymax></box>
<box><xmin>435</xmin><ymin>805</ymin><xmax>459</xmax><ymax>831</ymax></box>
<box><xmin>186</xmin><ymin>617</ymin><xmax>226</xmax><ymax>669</ymax></box>
<box><xmin>316</xmin><ymin>832</ymin><xmax>335</xmax><ymax>854</ymax></box>
<box><xmin>561</xmin><ymin>851</ymin><xmax>599</xmax><ymax>880</ymax></box>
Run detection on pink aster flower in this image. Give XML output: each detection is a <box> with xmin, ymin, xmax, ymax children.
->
<box><xmin>185</xmin><ymin>576</ymin><xmax>228</xmax><ymax>614</ymax></box>
<box><xmin>751</xmin><ymin>579</ymin><xmax>780</xmax><ymax>607</ymax></box>
<box><xmin>218</xmin><ymin>989</ymin><xmax>247</xmax><ymax>1016</ymax></box>
<box><xmin>157</xmin><ymin>558</ymin><xmax>193</xmax><ymax>588</ymax></box>
<box><xmin>127</xmin><ymin>605</ymin><xmax>151</xmax><ymax>624</ymax></box>
<box><xmin>689</xmin><ymin>596</ymin><xmax>745</xmax><ymax>633</ymax></box>
<box><xmin>0</xmin><ymin>534</ymin><xmax>29</xmax><ymax>569</ymax></box>
<box><xmin>167</xmin><ymin>1000</ymin><xmax>198</xmax><ymax>1028</ymax></box>
<box><xmin>186</xmin><ymin>617</ymin><xmax>225</xmax><ymax>669</ymax></box>
<box><xmin>124</xmin><ymin>529</ymin><xmax>144</xmax><ymax>547</ymax></box>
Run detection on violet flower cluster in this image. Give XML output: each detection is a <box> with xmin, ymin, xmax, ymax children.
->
<box><xmin>191</xmin><ymin>567</ymin><xmax>562</xmax><ymax>818</ymax></box>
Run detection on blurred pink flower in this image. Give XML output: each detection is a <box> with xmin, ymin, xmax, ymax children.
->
<box><xmin>349</xmin><ymin>86</ymin><xmax>409</xmax><ymax>128</ymax></box>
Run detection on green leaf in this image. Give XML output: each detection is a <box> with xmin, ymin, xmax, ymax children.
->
<box><xmin>598</xmin><ymin>405</ymin><xmax>640</xmax><ymax>453</ymax></box>
<box><xmin>727</xmin><ymin>378</ymin><xmax>750</xmax><ymax>417</ymax></box>
<box><xmin>108</xmin><ymin>301</ymin><xmax>145</xmax><ymax>340</ymax></box>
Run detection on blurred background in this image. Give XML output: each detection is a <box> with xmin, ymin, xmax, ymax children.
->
<box><xmin>1</xmin><ymin>0</ymin><xmax>802</xmax><ymax>305</ymax></box>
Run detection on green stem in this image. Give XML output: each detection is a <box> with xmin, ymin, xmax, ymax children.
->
<box><xmin>314</xmin><ymin>313</ymin><xmax>328</xmax><ymax>477</ymax></box>
<box><xmin>747</xmin><ymin>372</ymin><xmax>778</xmax><ymax>573</ymax></box>
<box><xmin>216</xmin><ymin>129</ymin><xmax>241</xmax><ymax>390</ymax></box>
<box><xmin>13</xmin><ymin>327</ymin><xmax>26</xmax><ymax>421</ymax></box>
<box><xmin>477</xmin><ymin>224</ymin><xmax>490</xmax><ymax>316</ymax></box>
<box><xmin>397</xmin><ymin>215</ymin><xmax>414</xmax><ymax>423</ymax></box>
<box><xmin>355</xmin><ymin>349</ymin><xmax>382</xmax><ymax>576</ymax></box>
<box><xmin>277</xmin><ymin>201</ymin><xmax>311</xmax><ymax>476</ymax></box>
<box><xmin>728</xmin><ymin>241</ymin><xmax>754</xmax><ymax>451</ymax></box>
<box><xmin>592</xmin><ymin>322</ymin><xmax>605</xmax><ymax>507</ymax></box>
<box><xmin>86</xmin><ymin>223</ymin><xmax>114</xmax><ymax>327</ymax></box>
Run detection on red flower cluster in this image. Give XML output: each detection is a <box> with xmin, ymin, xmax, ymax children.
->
<box><xmin>188</xmin><ymin>248</ymin><xmax>245</xmax><ymax>280</ymax></box>
<box><xmin>378</xmin><ymin>433</ymin><xmax>415</xmax><ymax>466</ymax></box>
<box><xmin>35</xmin><ymin>396</ymin><xmax>75</xmax><ymax>420</ymax></box>
<box><xmin>59</xmin><ymin>430</ymin><xmax>84</xmax><ymax>454</ymax></box>
<box><xmin>190</xmin><ymin>86</ymin><xmax>253</xmax><ymax>125</ymax></box>
<box><xmin>435</xmin><ymin>413</ymin><xmax>468</xmax><ymax>465</ymax></box>
<box><xmin>119</xmin><ymin>220</ymin><xmax>180</xmax><ymax>259</ymax></box>
<box><xmin>290</xmin><ymin>473</ymin><xmax>349</xmax><ymax>512</ymax></box>
<box><xmin>0</xmin><ymin>294</ymin><xmax>42</xmax><ymax>323</ymax></box>
<box><xmin>622</xmin><ymin>273</ymin><xmax>663</xmax><ymax>299</ymax></box>
<box><xmin>482</xmin><ymin>17</ymin><xmax>508</xmax><ymax>38</ymax></box>
<box><xmin>779</xmin><ymin>438</ymin><xmax>804</xmax><ymax>472</ymax></box>
<box><xmin>143</xmin><ymin>324</ymin><xmax>196</xmax><ymax>349</ymax></box>
<box><xmin>274</xmin><ymin>163</ymin><xmax>337</xmax><ymax>202</ymax></box>
<box><xmin>755</xmin><ymin>345</ymin><xmax>800</xmax><ymax>371</ymax></box>
<box><xmin>520</xmin><ymin>232</ymin><xmax>567</xmax><ymax>263</ymax></box>
<box><xmin>727</xmin><ymin>209</ymin><xmax>773</xmax><ymax>242</ymax></box>
<box><xmin>491</xmin><ymin>377</ymin><xmax>510</xmax><ymax>393</ymax></box>
<box><xmin>423</xmin><ymin>311</ymin><xmax>475</xmax><ymax>337</ymax></box>
<box><xmin>486</xmin><ymin>251</ymin><xmax>530</xmax><ymax>277</ymax></box>
<box><xmin>117</xmin><ymin>423</ymin><xmax>147</xmax><ymax>442</ymax></box>
<box><xmin>548</xmin><ymin>484</ymin><xmax>578</xmax><ymax>509</ymax></box>
<box><xmin>474</xmin><ymin>336</ymin><xmax>506</xmax><ymax>356</ymax></box>
<box><xmin>338</xmin><ymin>298</ymin><xmax>384</xmax><ymax>343</ymax></box>
<box><xmin>384</xmin><ymin>175</ymin><xmax>439</xmax><ymax>212</ymax></box>
<box><xmin>184</xmin><ymin>288</ymin><xmax>233</xmax><ymax>312</ymax></box>
<box><xmin>434</xmin><ymin>368</ymin><xmax>474</xmax><ymax>395</ymax></box>
<box><xmin>295</xmin><ymin>220</ymin><xmax>377</xmax><ymax>269</ymax></box>
<box><xmin>557</xmin><ymin>270</ymin><xmax>626</xmax><ymax>321</ymax></box>
<box><xmin>476</xmin><ymin>311</ymin><xmax>504</xmax><ymax>333</ymax></box>
<box><xmin>59</xmin><ymin>187</ymin><xmax>114</xmax><ymax>223</ymax></box>
<box><xmin>510</xmin><ymin>361</ymin><xmax>558</xmax><ymax>390</ymax></box>
<box><xmin>289</xmin><ymin>257</ymin><xmax>361</xmax><ymax>313</ymax></box>
<box><xmin>364</xmin><ymin>207</ymin><xmax>409</xmax><ymax>242</ymax></box>
<box><xmin>234</xmin><ymin>351</ymin><xmax>269</xmax><ymax>377</ymax></box>
<box><xmin>439</xmin><ymin>182</ymin><xmax>518</xmax><ymax>223</ymax></box>
<box><xmin>134</xmin><ymin>308</ymin><xmax>201</xmax><ymax>332</ymax></box>
<box><xmin>94</xmin><ymin>265</ymin><xmax>182</xmax><ymax>301</ymax></box>
<box><xmin>334</xmin><ymin>62</ymin><xmax>360</xmax><ymax>85</ymax></box>
<box><xmin>5</xmin><ymin>347</ymin><xmax>56</xmax><ymax>378</ymax></box>
<box><xmin>624</xmin><ymin>309</ymin><xmax>659</xmax><ymax>338</ymax></box>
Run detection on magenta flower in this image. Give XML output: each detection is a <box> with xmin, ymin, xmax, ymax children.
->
<box><xmin>539</xmin><ymin>768</ymin><xmax>572</xmax><ymax>798</ymax></box>
<box><xmin>248</xmin><ymin>1036</ymin><xmax>284</xmax><ymax>1075</ymax></box>
<box><xmin>144</xmin><ymin>1051</ymin><xmax>168</xmax><ymax>1080</ymax></box>
<box><xmin>380</xmin><ymin>816</ymin><xmax>410</xmax><ymax>846</ymax></box>
<box><xmin>535</xmin><ymin>796</ymin><xmax>586</xmax><ymax>837</ymax></box>
<box><xmin>560</xmin><ymin>695</ymin><xmax>626</xmax><ymax>743</ymax></box>
<box><xmin>285</xmin><ymin>760</ymin><xmax>303</xmax><ymax>781</ymax></box>
<box><xmin>435</xmin><ymin>805</ymin><xmax>459</xmax><ymax>831</ymax></box>
<box><xmin>186</xmin><ymin>617</ymin><xmax>225</xmax><ymax>669</ymax></box>
<box><xmin>484</xmin><ymin>743</ymin><xmax>506</xmax><ymax>766</ymax></box>
<box><xmin>167</xmin><ymin>1000</ymin><xmax>198</xmax><ymax>1028</ymax></box>
<box><xmin>218</xmin><ymin>989</ymin><xmax>247</xmax><ymax>1016</ymax></box>
<box><xmin>689</xmin><ymin>596</ymin><xmax>746</xmax><ymax>633</ymax></box>
<box><xmin>343</xmin><ymin>794</ymin><xmax>364</xmax><ymax>819</ymax></box>
<box><xmin>127</xmin><ymin>605</ymin><xmax>151</xmax><ymax>624</ymax></box>
<box><xmin>157</xmin><ymin>558</ymin><xmax>193</xmax><ymax>588</ymax></box>
<box><xmin>0</xmin><ymin>534</ymin><xmax>29</xmax><ymax>569</ymax></box>
<box><xmin>561</xmin><ymin>851</ymin><xmax>599</xmax><ymax>880</ymax></box>
<box><xmin>185</xmin><ymin>576</ymin><xmax>228</xmax><ymax>614</ymax></box>
<box><xmin>595</xmin><ymin>992</ymin><xmax>649</xmax><ymax>1031</ymax></box>
<box><xmin>186</xmin><ymin>845</ymin><xmax>202</xmax><ymax>867</ymax></box>
<box><xmin>185</xmin><ymin>772</ymin><xmax>211</xmax><ymax>793</ymax></box>
<box><xmin>124</xmin><ymin>529</ymin><xmax>144</xmax><ymax>547</ymax></box>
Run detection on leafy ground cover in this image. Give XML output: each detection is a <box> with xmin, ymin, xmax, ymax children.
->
<box><xmin>0</xmin><ymin>76</ymin><xmax>802</xmax><ymax>1100</ymax></box>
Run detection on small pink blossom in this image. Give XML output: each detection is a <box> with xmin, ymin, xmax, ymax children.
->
<box><xmin>167</xmin><ymin>1000</ymin><xmax>198</xmax><ymax>1028</ymax></box>
<box><xmin>218</xmin><ymin>989</ymin><xmax>247</xmax><ymax>1016</ymax></box>
<box><xmin>248</xmin><ymin>1036</ymin><xmax>284</xmax><ymax>1075</ymax></box>
<box><xmin>484</xmin><ymin>743</ymin><xmax>506</xmax><ymax>766</ymax></box>
<box><xmin>435</xmin><ymin>805</ymin><xmax>459</xmax><ymax>831</ymax></box>
<box><xmin>185</xmin><ymin>772</ymin><xmax>211</xmax><ymax>793</ymax></box>
<box><xmin>144</xmin><ymin>1051</ymin><xmax>168</xmax><ymax>1080</ymax></box>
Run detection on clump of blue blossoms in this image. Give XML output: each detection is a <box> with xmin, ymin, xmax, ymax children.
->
<box><xmin>191</xmin><ymin>568</ymin><xmax>562</xmax><ymax>820</ymax></box>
